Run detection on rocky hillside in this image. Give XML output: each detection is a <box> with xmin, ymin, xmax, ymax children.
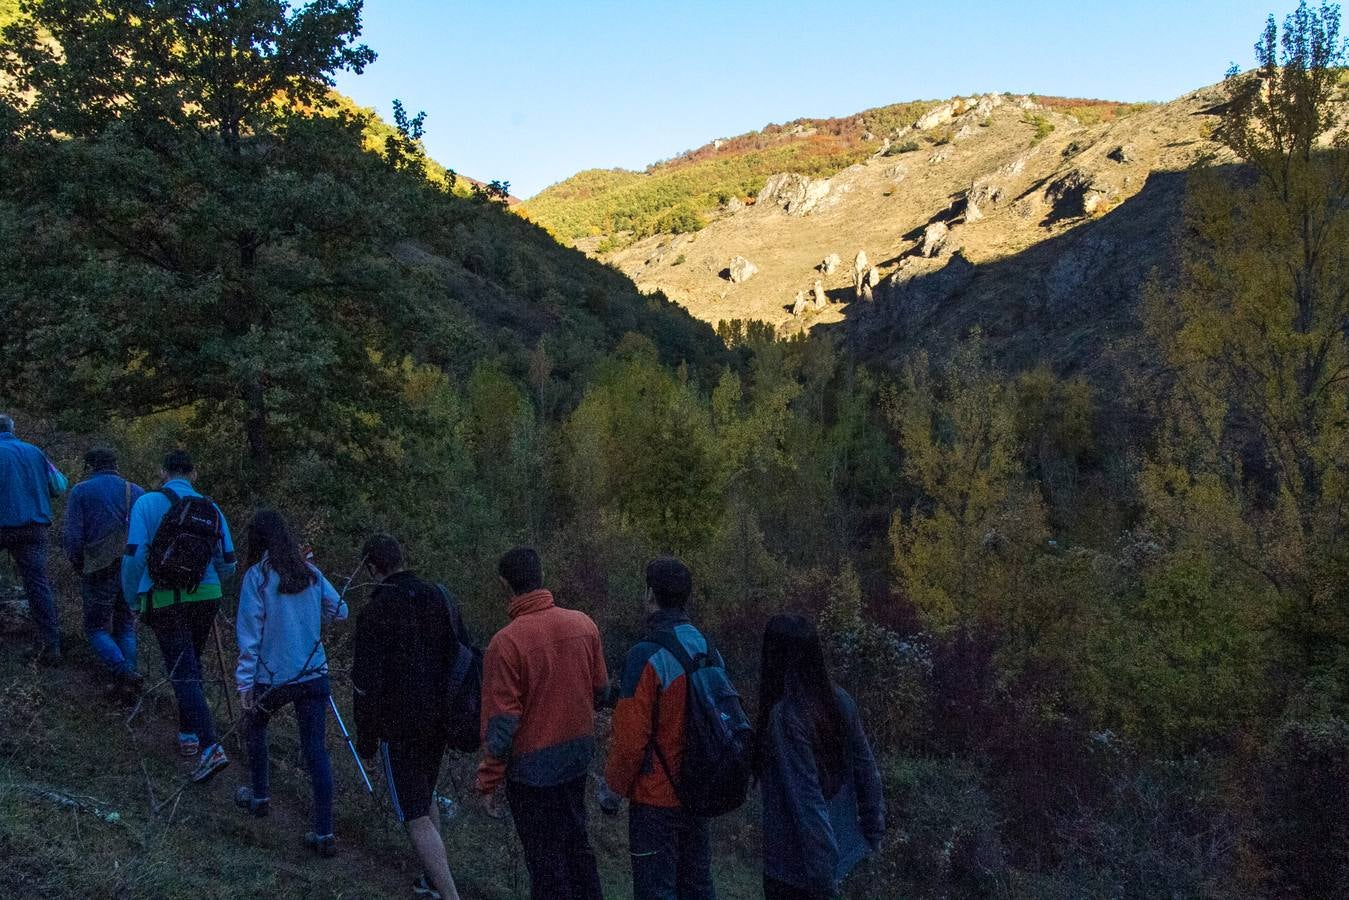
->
<box><xmin>533</xmin><ymin>85</ymin><xmax>1254</xmax><ymax>374</ymax></box>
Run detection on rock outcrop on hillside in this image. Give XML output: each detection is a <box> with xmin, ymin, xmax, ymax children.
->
<box><xmin>584</xmin><ymin>82</ymin><xmax>1256</xmax><ymax>372</ymax></box>
<box><xmin>757</xmin><ymin>173</ymin><xmax>834</xmax><ymax>216</ymax></box>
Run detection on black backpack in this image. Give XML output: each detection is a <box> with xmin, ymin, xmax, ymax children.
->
<box><xmin>438</xmin><ymin>585</ymin><xmax>483</xmax><ymax>753</ymax></box>
<box><xmin>146</xmin><ymin>487</ymin><xmax>222</xmax><ymax>594</ymax></box>
<box><xmin>645</xmin><ymin>630</ymin><xmax>753</xmax><ymax>818</ymax></box>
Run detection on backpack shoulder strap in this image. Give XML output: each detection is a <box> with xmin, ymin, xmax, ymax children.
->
<box><xmin>646</xmin><ymin>628</ymin><xmax>712</xmax><ymax>675</ymax></box>
<box><xmin>159</xmin><ymin>486</ymin><xmax>180</xmax><ymax>505</ymax></box>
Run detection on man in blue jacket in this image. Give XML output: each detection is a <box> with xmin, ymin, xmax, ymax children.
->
<box><xmin>0</xmin><ymin>414</ymin><xmax>68</xmax><ymax>664</ymax></box>
<box><xmin>122</xmin><ymin>449</ymin><xmax>236</xmax><ymax>784</ymax></box>
<box><xmin>63</xmin><ymin>447</ymin><xmax>144</xmax><ymax>696</ymax></box>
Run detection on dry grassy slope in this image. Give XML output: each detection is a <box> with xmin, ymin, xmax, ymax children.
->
<box><xmin>596</xmin><ymin>87</ymin><xmax>1230</xmax><ymax>342</ymax></box>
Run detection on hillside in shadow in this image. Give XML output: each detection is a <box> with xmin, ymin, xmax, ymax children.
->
<box><xmin>817</xmin><ymin>167</ymin><xmax>1196</xmax><ymax>381</ymax></box>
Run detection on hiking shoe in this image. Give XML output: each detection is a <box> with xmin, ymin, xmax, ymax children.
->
<box><xmin>178</xmin><ymin>733</ymin><xmax>200</xmax><ymax>757</ymax></box>
<box><xmin>305</xmin><ymin>831</ymin><xmax>337</xmax><ymax>858</ymax></box>
<box><xmin>190</xmin><ymin>743</ymin><xmax>229</xmax><ymax>784</ymax></box>
<box><xmin>412</xmin><ymin>875</ymin><xmax>442</xmax><ymax>899</ymax></box>
<box><xmin>234</xmin><ymin>786</ymin><xmax>270</xmax><ymax>818</ymax></box>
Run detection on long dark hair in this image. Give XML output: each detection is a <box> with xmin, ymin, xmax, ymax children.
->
<box><xmin>245</xmin><ymin>509</ymin><xmax>315</xmax><ymax>595</ymax></box>
<box><xmin>753</xmin><ymin>614</ymin><xmax>848</xmax><ymax>795</ymax></box>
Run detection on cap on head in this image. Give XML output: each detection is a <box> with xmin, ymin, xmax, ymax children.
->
<box><xmin>84</xmin><ymin>447</ymin><xmax>118</xmax><ymax>471</ymax></box>
<box><xmin>498</xmin><ymin>547</ymin><xmax>543</xmax><ymax>595</ymax></box>
<box><xmin>646</xmin><ymin>557</ymin><xmax>692</xmax><ymax>609</ymax></box>
<box><xmin>361</xmin><ymin>533</ymin><xmax>403</xmax><ymax>575</ymax></box>
<box><xmin>162</xmin><ymin>449</ymin><xmax>194</xmax><ymax>476</ymax></box>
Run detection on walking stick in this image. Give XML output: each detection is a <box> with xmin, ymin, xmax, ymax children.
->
<box><xmin>212</xmin><ymin>621</ymin><xmax>237</xmax><ymax>729</ymax></box>
<box><xmin>328</xmin><ymin>694</ymin><xmax>374</xmax><ymax>795</ymax></box>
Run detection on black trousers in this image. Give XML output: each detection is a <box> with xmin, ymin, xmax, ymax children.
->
<box><xmin>506</xmin><ymin>775</ymin><xmax>604</xmax><ymax>900</ymax></box>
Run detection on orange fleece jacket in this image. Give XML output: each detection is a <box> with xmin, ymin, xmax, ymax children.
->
<box><xmin>476</xmin><ymin>589</ymin><xmax>608</xmax><ymax>794</ymax></box>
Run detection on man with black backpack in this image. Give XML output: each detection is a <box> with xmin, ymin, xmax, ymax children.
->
<box><xmin>121</xmin><ymin>450</ymin><xmax>237</xmax><ymax>784</ymax></box>
<box><xmin>604</xmin><ymin>558</ymin><xmax>753</xmax><ymax>900</ymax></box>
<box><xmin>351</xmin><ymin>533</ymin><xmax>468</xmax><ymax>900</ymax></box>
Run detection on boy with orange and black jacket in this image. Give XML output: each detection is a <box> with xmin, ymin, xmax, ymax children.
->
<box><xmin>604</xmin><ymin>558</ymin><xmax>718</xmax><ymax>900</ymax></box>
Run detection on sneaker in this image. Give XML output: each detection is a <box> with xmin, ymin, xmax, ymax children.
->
<box><xmin>178</xmin><ymin>733</ymin><xmax>200</xmax><ymax>757</ymax></box>
<box><xmin>234</xmin><ymin>786</ymin><xmax>270</xmax><ymax>818</ymax></box>
<box><xmin>412</xmin><ymin>875</ymin><xmax>442</xmax><ymax>899</ymax></box>
<box><xmin>305</xmin><ymin>831</ymin><xmax>337</xmax><ymax>859</ymax></box>
<box><xmin>190</xmin><ymin>743</ymin><xmax>229</xmax><ymax>784</ymax></box>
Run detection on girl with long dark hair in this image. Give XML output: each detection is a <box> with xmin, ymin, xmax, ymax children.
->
<box><xmin>753</xmin><ymin>614</ymin><xmax>885</xmax><ymax>899</ymax></box>
<box><xmin>233</xmin><ymin>509</ymin><xmax>348</xmax><ymax>857</ymax></box>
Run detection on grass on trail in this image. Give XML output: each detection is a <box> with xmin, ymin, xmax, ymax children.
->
<box><xmin>0</xmin><ymin>597</ymin><xmax>763</xmax><ymax>899</ymax></box>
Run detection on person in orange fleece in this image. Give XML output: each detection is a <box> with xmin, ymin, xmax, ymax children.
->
<box><xmin>476</xmin><ymin>547</ymin><xmax>608</xmax><ymax>900</ymax></box>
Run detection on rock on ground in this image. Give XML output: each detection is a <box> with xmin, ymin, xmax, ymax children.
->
<box><xmin>728</xmin><ymin>256</ymin><xmax>759</xmax><ymax>283</ymax></box>
<box><xmin>821</xmin><ymin>253</ymin><xmax>841</xmax><ymax>274</ymax></box>
<box><xmin>921</xmin><ymin>222</ymin><xmax>950</xmax><ymax>258</ymax></box>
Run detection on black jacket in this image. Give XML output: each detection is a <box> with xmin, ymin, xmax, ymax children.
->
<box><xmin>351</xmin><ymin>571</ymin><xmax>467</xmax><ymax>757</ymax></box>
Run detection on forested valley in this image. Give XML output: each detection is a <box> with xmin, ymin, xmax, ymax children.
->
<box><xmin>1</xmin><ymin>1</ymin><xmax>1346</xmax><ymax>898</ymax></box>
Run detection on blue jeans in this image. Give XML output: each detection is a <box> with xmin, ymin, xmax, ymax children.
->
<box><xmin>1</xmin><ymin>525</ymin><xmax>59</xmax><ymax>650</ymax></box>
<box><xmin>245</xmin><ymin>675</ymin><xmax>335</xmax><ymax>836</ymax></box>
<box><xmin>148</xmin><ymin>599</ymin><xmax>219</xmax><ymax>746</ymax></box>
<box><xmin>629</xmin><ymin>803</ymin><xmax>716</xmax><ymax>900</ymax></box>
<box><xmin>82</xmin><ymin>566</ymin><xmax>136</xmax><ymax>676</ymax></box>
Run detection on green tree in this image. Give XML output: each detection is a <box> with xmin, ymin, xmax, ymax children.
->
<box><xmin>564</xmin><ymin>342</ymin><xmax>725</xmax><ymax>557</ymax></box>
<box><xmin>1144</xmin><ymin>0</ymin><xmax>1349</xmax><ymax>672</ymax></box>
<box><xmin>888</xmin><ymin>339</ymin><xmax>1048</xmax><ymax>633</ymax></box>
<box><xmin>0</xmin><ymin>0</ymin><xmax>391</xmax><ymax>492</ymax></box>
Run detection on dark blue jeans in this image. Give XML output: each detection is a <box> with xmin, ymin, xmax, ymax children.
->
<box><xmin>82</xmin><ymin>566</ymin><xmax>136</xmax><ymax>676</ymax></box>
<box><xmin>1</xmin><ymin>525</ymin><xmax>59</xmax><ymax>650</ymax></box>
<box><xmin>148</xmin><ymin>599</ymin><xmax>219</xmax><ymax>747</ymax></box>
<box><xmin>629</xmin><ymin>803</ymin><xmax>716</xmax><ymax>900</ymax></box>
<box><xmin>246</xmin><ymin>675</ymin><xmax>334</xmax><ymax>836</ymax></box>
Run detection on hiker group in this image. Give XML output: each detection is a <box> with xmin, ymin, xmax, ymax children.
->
<box><xmin>1</xmin><ymin>417</ymin><xmax>885</xmax><ymax>900</ymax></box>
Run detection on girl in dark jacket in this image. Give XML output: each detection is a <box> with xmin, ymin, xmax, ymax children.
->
<box><xmin>753</xmin><ymin>614</ymin><xmax>885</xmax><ymax>900</ymax></box>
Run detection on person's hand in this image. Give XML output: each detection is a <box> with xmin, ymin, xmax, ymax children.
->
<box><xmin>481</xmin><ymin>789</ymin><xmax>507</xmax><ymax>819</ymax></box>
<box><xmin>596</xmin><ymin>778</ymin><xmax>622</xmax><ymax>816</ymax></box>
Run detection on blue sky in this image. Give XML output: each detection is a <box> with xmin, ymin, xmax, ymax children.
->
<box><xmin>334</xmin><ymin>0</ymin><xmax>1283</xmax><ymax>197</ymax></box>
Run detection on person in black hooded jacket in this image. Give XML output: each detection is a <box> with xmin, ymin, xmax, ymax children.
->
<box><xmin>351</xmin><ymin>533</ymin><xmax>467</xmax><ymax>900</ymax></box>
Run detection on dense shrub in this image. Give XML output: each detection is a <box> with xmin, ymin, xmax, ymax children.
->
<box><xmin>850</xmin><ymin>757</ymin><xmax>1007</xmax><ymax>899</ymax></box>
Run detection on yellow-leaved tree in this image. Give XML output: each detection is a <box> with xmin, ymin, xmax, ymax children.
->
<box><xmin>888</xmin><ymin>338</ymin><xmax>1049</xmax><ymax>635</ymax></box>
<box><xmin>1143</xmin><ymin>0</ymin><xmax>1349</xmax><ymax>674</ymax></box>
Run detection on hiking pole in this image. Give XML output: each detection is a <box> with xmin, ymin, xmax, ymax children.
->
<box><xmin>212</xmin><ymin>622</ymin><xmax>237</xmax><ymax>732</ymax></box>
<box><xmin>328</xmin><ymin>694</ymin><xmax>374</xmax><ymax>795</ymax></box>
